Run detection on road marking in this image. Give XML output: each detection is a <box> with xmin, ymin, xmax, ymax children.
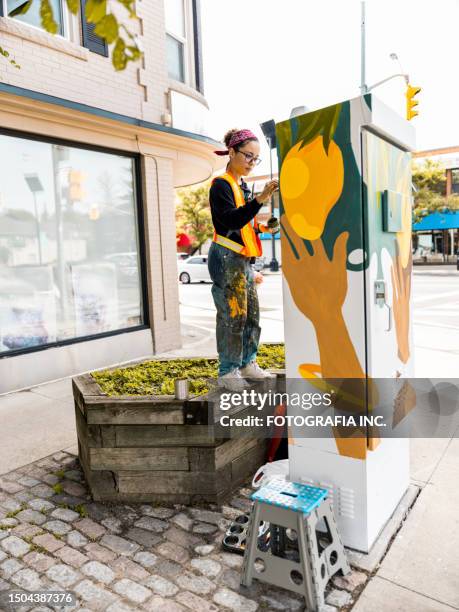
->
<box><xmin>414</xmin><ymin>321</ymin><xmax>459</xmax><ymax>331</ymax></box>
<box><xmin>414</xmin><ymin>310</ymin><xmax>459</xmax><ymax>317</ymax></box>
<box><xmin>413</xmin><ymin>290</ymin><xmax>459</xmax><ymax>304</ymax></box>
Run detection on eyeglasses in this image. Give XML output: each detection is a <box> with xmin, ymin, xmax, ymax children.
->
<box><xmin>237</xmin><ymin>150</ymin><xmax>262</xmax><ymax>166</ymax></box>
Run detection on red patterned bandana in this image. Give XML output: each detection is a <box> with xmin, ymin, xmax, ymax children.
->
<box><xmin>214</xmin><ymin>129</ymin><xmax>258</xmax><ymax>156</ymax></box>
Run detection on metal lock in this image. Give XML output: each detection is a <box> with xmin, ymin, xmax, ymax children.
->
<box><xmin>374</xmin><ymin>280</ymin><xmax>391</xmax><ymax>331</ymax></box>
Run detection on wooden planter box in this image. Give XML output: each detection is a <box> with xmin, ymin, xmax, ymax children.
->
<box><xmin>73</xmin><ymin>371</ymin><xmax>284</xmax><ymax>505</ymax></box>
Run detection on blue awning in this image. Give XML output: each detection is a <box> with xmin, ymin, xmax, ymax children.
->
<box><xmin>413</xmin><ymin>211</ymin><xmax>459</xmax><ymax>231</ymax></box>
<box><xmin>259</xmin><ymin>232</ymin><xmax>280</xmax><ymax>240</ymax></box>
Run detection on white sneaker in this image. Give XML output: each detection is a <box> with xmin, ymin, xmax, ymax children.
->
<box><xmin>217</xmin><ymin>369</ymin><xmax>249</xmax><ymax>391</ymax></box>
<box><xmin>239</xmin><ymin>361</ymin><xmax>274</xmax><ymax>379</ymax></box>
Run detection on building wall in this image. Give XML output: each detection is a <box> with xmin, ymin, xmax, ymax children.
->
<box><xmin>0</xmin><ymin>0</ymin><xmax>207</xmax><ymax>126</ymax></box>
<box><xmin>0</xmin><ymin>0</ymin><xmax>218</xmax><ymax>391</ymax></box>
<box><xmin>142</xmin><ymin>155</ymin><xmax>181</xmax><ymax>352</ymax></box>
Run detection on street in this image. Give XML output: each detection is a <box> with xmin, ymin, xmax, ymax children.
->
<box><xmin>178</xmin><ymin>266</ymin><xmax>459</xmax><ymax>376</ymax></box>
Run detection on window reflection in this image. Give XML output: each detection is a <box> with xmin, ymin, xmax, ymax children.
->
<box><xmin>0</xmin><ymin>134</ymin><xmax>143</xmax><ymax>354</ymax></box>
<box><xmin>7</xmin><ymin>0</ymin><xmax>64</xmax><ymax>35</ymax></box>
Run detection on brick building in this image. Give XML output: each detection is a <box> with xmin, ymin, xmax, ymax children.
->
<box><xmin>0</xmin><ymin>0</ymin><xmax>221</xmax><ymax>393</ymax></box>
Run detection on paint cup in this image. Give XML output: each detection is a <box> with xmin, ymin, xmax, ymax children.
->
<box><xmin>174</xmin><ymin>378</ymin><xmax>189</xmax><ymax>400</ymax></box>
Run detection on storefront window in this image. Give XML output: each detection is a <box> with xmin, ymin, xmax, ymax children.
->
<box><xmin>0</xmin><ymin>133</ymin><xmax>144</xmax><ymax>355</ymax></box>
<box><xmin>6</xmin><ymin>0</ymin><xmax>64</xmax><ymax>35</ymax></box>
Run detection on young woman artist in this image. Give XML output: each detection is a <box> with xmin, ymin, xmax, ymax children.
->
<box><xmin>208</xmin><ymin>128</ymin><xmax>279</xmax><ymax>391</ymax></box>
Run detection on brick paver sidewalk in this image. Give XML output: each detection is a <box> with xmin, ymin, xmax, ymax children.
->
<box><xmin>0</xmin><ymin>452</ymin><xmax>367</xmax><ymax>611</ymax></box>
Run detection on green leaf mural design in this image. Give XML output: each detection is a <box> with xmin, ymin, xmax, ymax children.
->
<box><xmin>276</xmin><ymin>100</ymin><xmax>367</xmax><ymax>271</ymax></box>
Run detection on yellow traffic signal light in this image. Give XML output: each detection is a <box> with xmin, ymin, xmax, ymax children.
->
<box><xmin>69</xmin><ymin>169</ymin><xmax>84</xmax><ymax>202</ymax></box>
<box><xmin>406</xmin><ymin>85</ymin><xmax>421</xmax><ymax>121</ymax></box>
<box><xmin>89</xmin><ymin>205</ymin><xmax>100</xmax><ymax>221</ymax></box>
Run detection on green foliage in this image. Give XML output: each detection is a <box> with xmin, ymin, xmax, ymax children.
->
<box><xmin>66</xmin><ymin>0</ymin><xmax>79</xmax><ymax>13</ymax></box>
<box><xmin>94</xmin><ymin>14</ymin><xmax>119</xmax><ymax>44</ymax></box>
<box><xmin>5</xmin><ymin>502</ymin><xmax>27</xmax><ymax>518</ymax></box>
<box><xmin>52</xmin><ymin>483</ymin><xmax>63</xmax><ymax>494</ymax></box>
<box><xmin>85</xmin><ymin>0</ymin><xmax>107</xmax><ymax>23</ymax></box>
<box><xmin>93</xmin><ymin>343</ymin><xmax>286</xmax><ymax>396</ymax></box>
<box><xmin>5</xmin><ymin>509</ymin><xmax>20</xmax><ymax>518</ymax></box>
<box><xmin>73</xmin><ymin>504</ymin><xmax>88</xmax><ymax>518</ymax></box>
<box><xmin>29</xmin><ymin>542</ymin><xmax>47</xmax><ymax>553</ymax></box>
<box><xmin>0</xmin><ymin>45</ymin><xmax>21</xmax><ymax>70</ymax></box>
<box><xmin>40</xmin><ymin>0</ymin><xmax>59</xmax><ymax>34</ymax></box>
<box><xmin>412</xmin><ymin>159</ymin><xmax>459</xmax><ymax>223</ymax></box>
<box><xmin>412</xmin><ymin>159</ymin><xmax>445</xmax><ymax>194</ymax></box>
<box><xmin>0</xmin><ymin>0</ymin><xmax>141</xmax><ymax>72</ymax></box>
<box><xmin>9</xmin><ymin>0</ymin><xmax>32</xmax><ymax>16</ymax></box>
<box><xmin>256</xmin><ymin>343</ymin><xmax>285</xmax><ymax>370</ymax></box>
<box><xmin>176</xmin><ymin>182</ymin><xmax>213</xmax><ymax>253</ymax></box>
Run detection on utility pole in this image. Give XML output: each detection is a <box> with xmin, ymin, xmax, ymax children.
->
<box><xmin>360</xmin><ymin>2</ymin><xmax>367</xmax><ymax>94</ymax></box>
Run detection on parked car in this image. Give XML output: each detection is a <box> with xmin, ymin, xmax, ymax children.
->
<box><xmin>178</xmin><ymin>256</ymin><xmax>211</xmax><ymax>284</ymax></box>
<box><xmin>253</xmin><ymin>256</ymin><xmax>266</xmax><ymax>271</ymax></box>
<box><xmin>177</xmin><ymin>253</ymin><xmax>189</xmax><ymax>261</ymax></box>
<box><xmin>104</xmin><ymin>252</ymin><xmax>138</xmax><ymax>285</ymax></box>
<box><xmin>412</xmin><ymin>246</ymin><xmax>431</xmax><ymax>263</ymax></box>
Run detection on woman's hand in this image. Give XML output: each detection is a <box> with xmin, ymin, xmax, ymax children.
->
<box><xmin>255</xmin><ymin>180</ymin><xmax>279</xmax><ymax>204</ymax></box>
<box><xmin>254</xmin><ymin>271</ymin><xmax>264</xmax><ymax>285</ymax></box>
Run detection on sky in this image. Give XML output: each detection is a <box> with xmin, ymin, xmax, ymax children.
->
<box><xmin>201</xmin><ymin>0</ymin><xmax>457</xmax><ymax>175</ymax></box>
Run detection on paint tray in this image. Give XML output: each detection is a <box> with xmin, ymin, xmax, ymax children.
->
<box><xmin>222</xmin><ymin>512</ymin><xmax>270</xmax><ymax>555</ymax></box>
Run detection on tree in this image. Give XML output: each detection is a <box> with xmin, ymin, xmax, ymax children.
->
<box><xmin>412</xmin><ymin>159</ymin><xmax>459</xmax><ymax>224</ymax></box>
<box><xmin>412</xmin><ymin>158</ymin><xmax>446</xmax><ymax>194</ymax></box>
<box><xmin>176</xmin><ymin>182</ymin><xmax>213</xmax><ymax>254</ymax></box>
<box><xmin>0</xmin><ymin>0</ymin><xmax>141</xmax><ymax>72</ymax></box>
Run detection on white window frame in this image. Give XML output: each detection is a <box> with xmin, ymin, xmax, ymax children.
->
<box><xmin>165</xmin><ymin>0</ymin><xmax>196</xmax><ymax>88</ymax></box>
<box><xmin>1</xmin><ymin>0</ymin><xmax>78</xmax><ymax>42</ymax></box>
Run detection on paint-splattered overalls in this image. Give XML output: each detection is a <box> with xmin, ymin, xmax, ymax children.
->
<box><xmin>208</xmin><ymin>242</ymin><xmax>260</xmax><ymax>376</ymax></box>
<box><xmin>208</xmin><ymin>175</ymin><xmax>263</xmax><ymax>376</ymax></box>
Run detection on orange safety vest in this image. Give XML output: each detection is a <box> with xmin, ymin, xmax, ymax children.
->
<box><xmin>212</xmin><ymin>172</ymin><xmax>262</xmax><ymax>257</ymax></box>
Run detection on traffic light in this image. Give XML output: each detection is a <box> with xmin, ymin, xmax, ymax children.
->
<box><xmin>406</xmin><ymin>84</ymin><xmax>421</xmax><ymax>121</ymax></box>
<box><xmin>68</xmin><ymin>169</ymin><xmax>84</xmax><ymax>202</ymax></box>
<box><xmin>89</xmin><ymin>205</ymin><xmax>100</xmax><ymax>221</ymax></box>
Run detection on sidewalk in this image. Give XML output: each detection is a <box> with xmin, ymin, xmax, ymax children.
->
<box><xmin>0</xmin><ymin>326</ymin><xmax>458</xmax><ymax>610</ymax></box>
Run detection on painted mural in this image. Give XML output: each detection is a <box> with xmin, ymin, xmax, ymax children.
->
<box><xmin>276</xmin><ymin>96</ymin><xmax>414</xmax><ymax>460</ymax></box>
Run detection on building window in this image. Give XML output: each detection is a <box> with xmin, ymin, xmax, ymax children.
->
<box><xmin>0</xmin><ymin>133</ymin><xmax>145</xmax><ymax>356</ymax></box>
<box><xmin>4</xmin><ymin>0</ymin><xmax>65</xmax><ymax>36</ymax></box>
<box><xmin>165</xmin><ymin>0</ymin><xmax>204</xmax><ymax>93</ymax></box>
<box><xmin>165</xmin><ymin>0</ymin><xmax>187</xmax><ymax>83</ymax></box>
<box><xmin>167</xmin><ymin>33</ymin><xmax>185</xmax><ymax>82</ymax></box>
<box><xmin>452</xmin><ymin>168</ymin><xmax>459</xmax><ymax>194</ymax></box>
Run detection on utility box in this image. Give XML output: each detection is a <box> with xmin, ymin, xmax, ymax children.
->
<box><xmin>276</xmin><ymin>95</ymin><xmax>415</xmax><ymax>552</ymax></box>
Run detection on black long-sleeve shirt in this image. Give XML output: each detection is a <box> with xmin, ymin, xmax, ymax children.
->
<box><xmin>209</xmin><ymin>177</ymin><xmax>263</xmax><ymax>248</ymax></box>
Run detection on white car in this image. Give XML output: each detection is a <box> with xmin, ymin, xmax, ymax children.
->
<box><xmin>178</xmin><ymin>255</ymin><xmax>211</xmax><ymax>284</ymax></box>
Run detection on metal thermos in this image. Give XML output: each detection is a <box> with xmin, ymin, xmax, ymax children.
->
<box><xmin>174</xmin><ymin>378</ymin><xmax>189</xmax><ymax>400</ymax></box>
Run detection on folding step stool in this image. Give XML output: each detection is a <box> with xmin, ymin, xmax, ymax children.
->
<box><xmin>241</xmin><ymin>478</ymin><xmax>351</xmax><ymax>611</ymax></box>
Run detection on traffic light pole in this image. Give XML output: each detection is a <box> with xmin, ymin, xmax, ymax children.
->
<box><xmin>360</xmin><ymin>2</ymin><xmax>367</xmax><ymax>94</ymax></box>
<box><xmin>366</xmin><ymin>73</ymin><xmax>409</xmax><ymax>92</ymax></box>
<box><xmin>268</xmin><ymin>136</ymin><xmax>279</xmax><ymax>273</ymax></box>
<box><xmin>360</xmin><ymin>2</ymin><xmax>410</xmax><ymax>95</ymax></box>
